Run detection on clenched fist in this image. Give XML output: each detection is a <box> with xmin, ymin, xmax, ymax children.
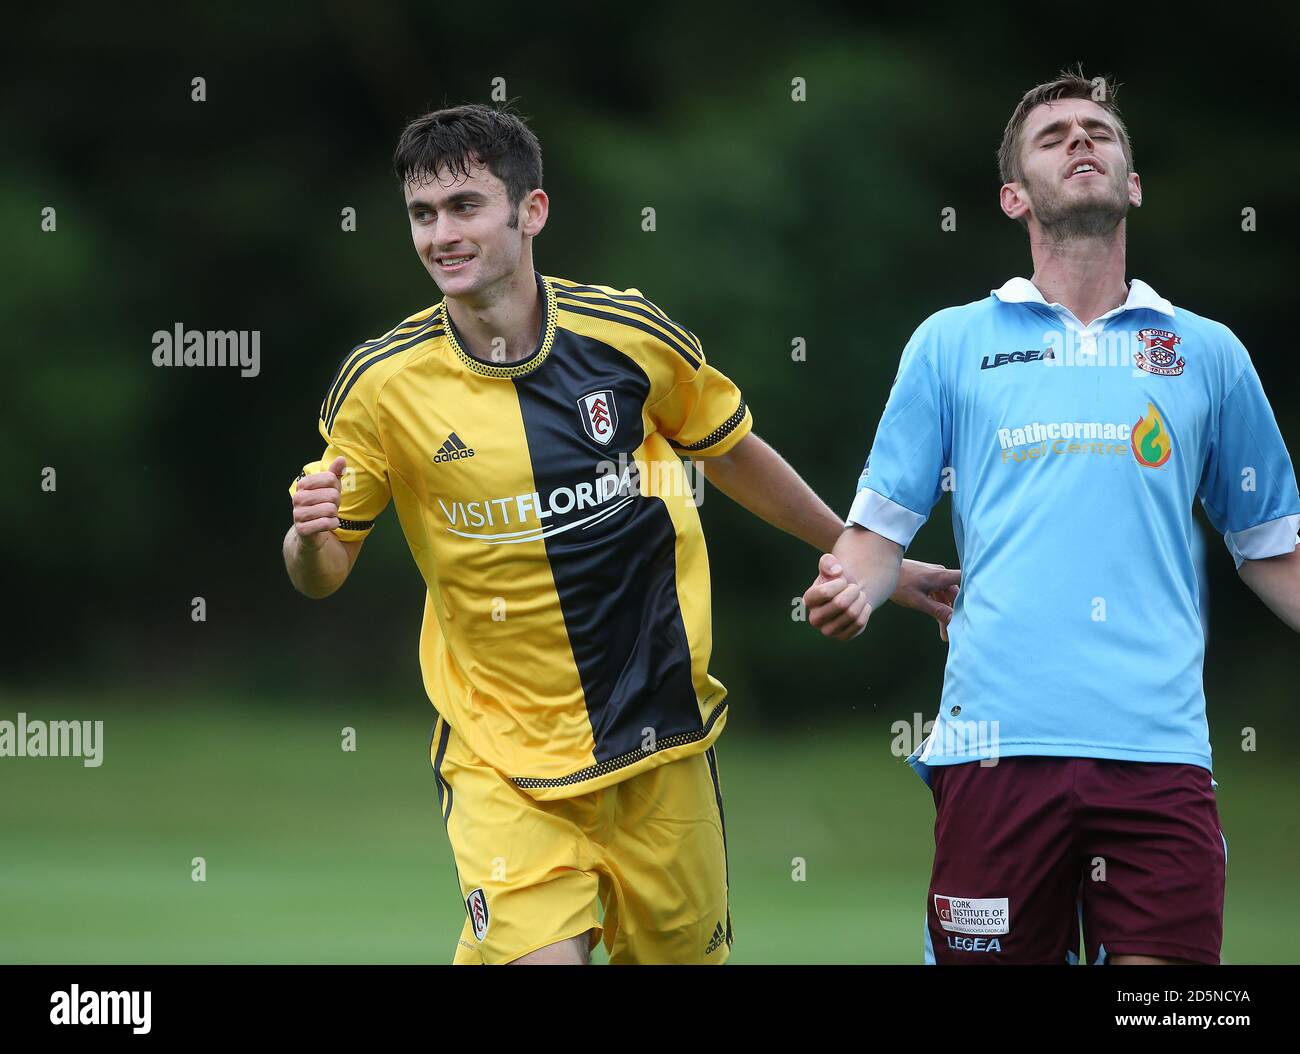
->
<box><xmin>803</xmin><ymin>553</ymin><xmax>872</xmax><ymax>641</ymax></box>
<box><xmin>292</xmin><ymin>456</ymin><xmax>347</xmax><ymax>547</ymax></box>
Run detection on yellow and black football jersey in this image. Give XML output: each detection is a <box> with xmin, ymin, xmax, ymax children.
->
<box><xmin>291</xmin><ymin>273</ymin><xmax>753</xmax><ymax>799</ymax></box>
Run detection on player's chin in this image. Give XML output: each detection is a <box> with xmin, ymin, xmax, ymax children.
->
<box><xmin>427</xmin><ymin>260</ymin><xmax>480</xmax><ymax>296</ymax></box>
<box><xmin>1064</xmin><ymin>178</ymin><xmax>1124</xmax><ymax>204</ymax></box>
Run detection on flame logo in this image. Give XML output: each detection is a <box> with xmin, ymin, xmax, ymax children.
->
<box><xmin>1132</xmin><ymin>402</ymin><xmax>1172</xmax><ymax>467</ymax></box>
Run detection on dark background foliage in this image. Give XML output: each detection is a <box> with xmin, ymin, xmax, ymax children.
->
<box><xmin>8</xmin><ymin>1</ymin><xmax>1298</xmax><ymax>735</ymax></box>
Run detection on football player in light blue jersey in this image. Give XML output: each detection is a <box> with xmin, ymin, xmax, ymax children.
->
<box><xmin>805</xmin><ymin>69</ymin><xmax>1300</xmax><ymax>965</ymax></box>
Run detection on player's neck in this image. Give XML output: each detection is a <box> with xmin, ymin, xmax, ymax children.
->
<box><xmin>1026</xmin><ymin>223</ymin><xmax>1129</xmax><ymax>327</ymax></box>
<box><xmin>445</xmin><ymin>265</ymin><xmax>542</xmax><ymax>363</ymax></box>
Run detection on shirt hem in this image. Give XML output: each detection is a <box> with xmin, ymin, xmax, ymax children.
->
<box><xmin>911</xmin><ymin>741</ymin><xmax>1212</xmax><ymax>774</ymax></box>
<box><xmin>513</xmin><ymin>707</ymin><xmax>728</xmax><ymax>801</ymax></box>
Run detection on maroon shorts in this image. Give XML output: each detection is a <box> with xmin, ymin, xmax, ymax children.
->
<box><xmin>924</xmin><ymin>756</ymin><xmax>1225</xmax><ymax>965</ymax></box>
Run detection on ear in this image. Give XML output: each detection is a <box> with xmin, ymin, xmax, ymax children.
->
<box><xmin>520</xmin><ymin>189</ymin><xmax>549</xmax><ymax>238</ymax></box>
<box><xmin>1000</xmin><ymin>182</ymin><xmax>1031</xmax><ymax>223</ymax></box>
<box><xmin>1128</xmin><ymin>171</ymin><xmax>1142</xmax><ymax>208</ymax></box>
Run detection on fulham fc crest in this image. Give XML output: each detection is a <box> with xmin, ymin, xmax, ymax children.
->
<box><xmin>578</xmin><ymin>390</ymin><xmax>618</xmax><ymax>445</ymax></box>
<box><xmin>466</xmin><ymin>888</ymin><xmax>490</xmax><ymax>942</ymax></box>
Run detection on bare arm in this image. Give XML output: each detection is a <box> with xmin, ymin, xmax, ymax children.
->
<box><xmin>283</xmin><ymin>455</ymin><xmax>365</xmax><ymax>599</ymax></box>
<box><xmin>705</xmin><ymin>433</ymin><xmax>959</xmax><ymax>630</ymax></box>
<box><xmin>1238</xmin><ymin>547</ymin><xmax>1300</xmax><ymax>632</ymax></box>
<box><xmin>704</xmin><ymin>432</ymin><xmax>842</xmax><ymax>551</ymax></box>
<box><xmin>283</xmin><ymin>527</ymin><xmax>364</xmax><ymax>599</ymax></box>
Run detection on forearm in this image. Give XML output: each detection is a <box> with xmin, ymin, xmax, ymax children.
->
<box><xmin>283</xmin><ymin>525</ymin><xmax>352</xmax><ymax>599</ymax></box>
<box><xmin>703</xmin><ymin>434</ymin><xmax>843</xmax><ymax>552</ymax></box>
<box><xmin>1239</xmin><ymin>548</ymin><xmax>1300</xmax><ymax>632</ymax></box>
<box><xmin>833</xmin><ymin>525</ymin><xmax>905</xmax><ymax>611</ymax></box>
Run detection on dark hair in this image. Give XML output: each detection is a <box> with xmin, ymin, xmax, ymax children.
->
<box><xmin>393</xmin><ymin>104</ymin><xmax>543</xmax><ymax>221</ymax></box>
<box><xmin>997</xmin><ymin>66</ymin><xmax>1133</xmax><ymax>188</ymax></box>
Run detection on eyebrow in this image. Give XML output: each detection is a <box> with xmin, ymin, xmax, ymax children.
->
<box><xmin>1031</xmin><ymin>116</ymin><xmax>1116</xmax><ymax>142</ymax></box>
<box><xmin>407</xmin><ymin>190</ymin><xmax>489</xmax><ymax>212</ymax></box>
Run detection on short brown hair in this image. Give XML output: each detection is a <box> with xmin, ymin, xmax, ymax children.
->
<box><xmin>393</xmin><ymin>104</ymin><xmax>543</xmax><ymax>215</ymax></box>
<box><xmin>997</xmin><ymin>67</ymin><xmax>1133</xmax><ymax>186</ymax></box>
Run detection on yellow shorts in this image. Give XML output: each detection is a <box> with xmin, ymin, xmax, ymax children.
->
<box><xmin>429</xmin><ymin>714</ymin><xmax>732</xmax><ymax>965</ymax></box>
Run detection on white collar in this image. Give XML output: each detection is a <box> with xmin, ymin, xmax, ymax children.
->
<box><xmin>991</xmin><ymin>277</ymin><xmax>1175</xmax><ymax>325</ymax></box>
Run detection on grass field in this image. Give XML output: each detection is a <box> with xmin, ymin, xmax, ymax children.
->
<box><xmin>1</xmin><ymin>697</ymin><xmax>1295</xmax><ymax>963</ymax></box>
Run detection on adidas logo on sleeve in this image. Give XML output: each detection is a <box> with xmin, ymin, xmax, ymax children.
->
<box><xmin>433</xmin><ymin>433</ymin><xmax>475</xmax><ymax>464</ymax></box>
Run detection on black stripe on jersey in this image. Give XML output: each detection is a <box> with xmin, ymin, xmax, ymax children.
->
<box><xmin>555</xmin><ymin>300</ymin><xmax>702</xmax><ymax>370</ymax></box>
<box><xmin>428</xmin><ymin>719</ymin><xmax>466</xmax><ymax>905</ymax></box>
<box><xmin>550</xmin><ymin>281</ymin><xmax>701</xmax><ymax>352</ymax></box>
<box><xmin>432</xmin><ymin>719</ymin><xmax>453</xmax><ymax>824</ymax></box>
<box><xmin>552</xmin><ymin>286</ymin><xmax>702</xmax><ymax>356</ymax></box>
<box><xmin>705</xmin><ymin>745</ymin><xmax>733</xmax><ymax>945</ymax></box>
<box><xmin>325</xmin><ymin>323</ymin><xmax>444</xmax><ymax>433</ymax></box>
<box><xmin>320</xmin><ymin>317</ymin><xmax>431</xmax><ymax>421</ymax></box>
<box><xmin>671</xmin><ymin>398</ymin><xmax>747</xmax><ymax>452</ymax></box>
<box><xmin>511</xmin><ymin>328</ymin><xmax>705</xmax><ymax>780</ymax></box>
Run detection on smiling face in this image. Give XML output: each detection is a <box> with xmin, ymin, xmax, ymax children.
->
<box><xmin>404</xmin><ymin>160</ymin><xmax>548</xmax><ymax>303</ymax></box>
<box><xmin>1002</xmin><ymin>97</ymin><xmax>1141</xmax><ymax>238</ymax></box>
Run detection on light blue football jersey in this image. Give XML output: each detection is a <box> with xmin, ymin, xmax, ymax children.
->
<box><xmin>849</xmin><ymin>278</ymin><xmax>1300</xmax><ymax>778</ymax></box>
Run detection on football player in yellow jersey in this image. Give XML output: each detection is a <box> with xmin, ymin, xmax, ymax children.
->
<box><xmin>283</xmin><ymin>104</ymin><xmax>959</xmax><ymax>964</ymax></box>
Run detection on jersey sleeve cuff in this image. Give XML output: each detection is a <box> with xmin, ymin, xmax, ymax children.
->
<box><xmin>670</xmin><ymin>400</ymin><xmax>752</xmax><ymax>457</ymax></box>
<box><xmin>332</xmin><ymin>519</ymin><xmax>375</xmax><ymax>542</ymax></box>
<box><xmin>845</xmin><ymin>487</ymin><xmax>927</xmax><ymax>549</ymax></box>
<box><xmin>1225</xmin><ymin>513</ymin><xmax>1300</xmax><ymax>568</ymax></box>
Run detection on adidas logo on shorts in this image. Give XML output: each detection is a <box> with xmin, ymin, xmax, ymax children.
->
<box><xmin>433</xmin><ymin>432</ymin><xmax>475</xmax><ymax>463</ymax></box>
<box><xmin>704</xmin><ymin>920</ymin><xmax>727</xmax><ymax>955</ymax></box>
